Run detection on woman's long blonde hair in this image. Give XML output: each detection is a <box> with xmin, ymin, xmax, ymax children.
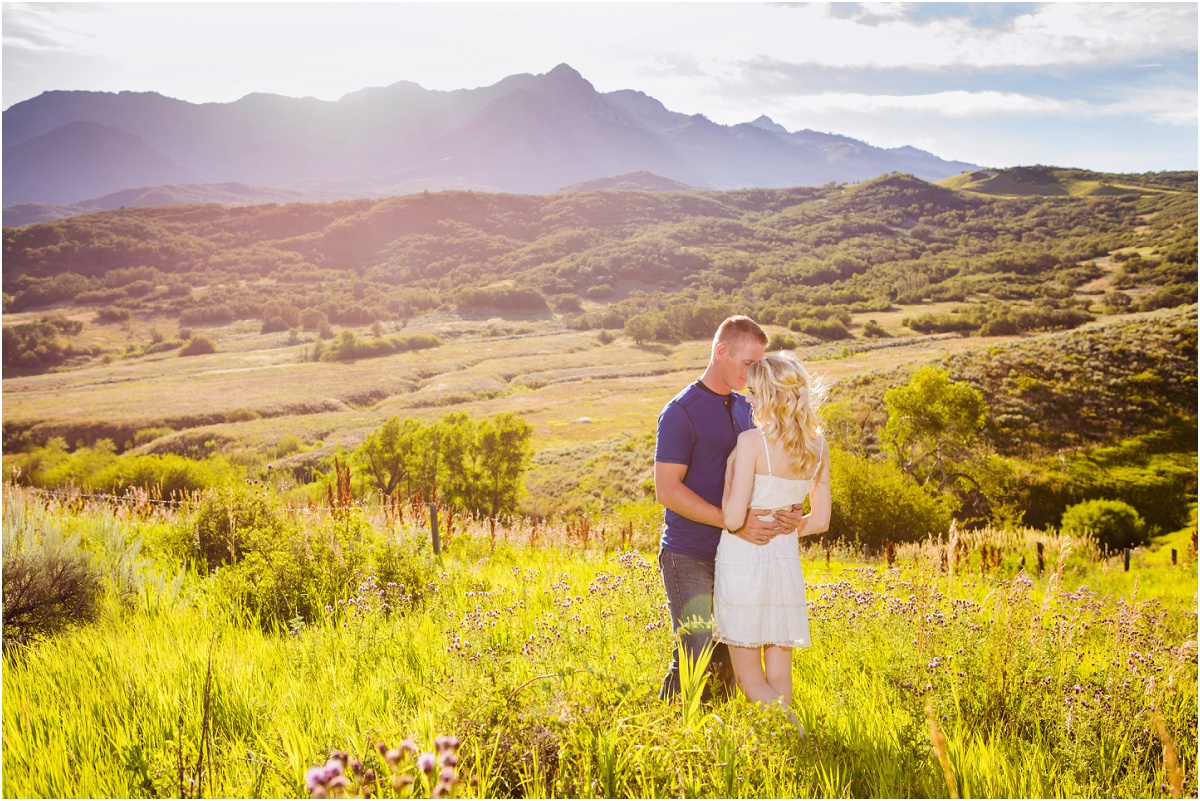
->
<box><xmin>746</xmin><ymin>351</ymin><xmax>824</xmax><ymax>478</ymax></box>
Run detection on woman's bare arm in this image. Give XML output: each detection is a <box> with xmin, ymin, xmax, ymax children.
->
<box><xmin>722</xmin><ymin>433</ymin><xmax>758</xmax><ymax>532</ymax></box>
<box><xmin>797</xmin><ymin>439</ymin><xmax>832</xmax><ymax>537</ymax></box>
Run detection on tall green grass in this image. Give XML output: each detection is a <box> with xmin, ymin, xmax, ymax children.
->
<box><xmin>2</xmin><ymin>487</ymin><xmax>1196</xmax><ymax>798</ymax></box>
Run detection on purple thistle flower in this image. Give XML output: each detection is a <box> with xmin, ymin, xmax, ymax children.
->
<box><xmin>441</xmin><ymin>753</ymin><xmax>460</xmax><ymax>768</ymax></box>
<box><xmin>436</xmin><ymin>734</ymin><xmax>463</xmax><ymax>753</ymax></box>
<box><xmin>417</xmin><ymin>752</ymin><xmax>437</xmax><ymax>773</ymax></box>
<box><xmin>393</xmin><ymin>774</ymin><xmax>414</xmax><ymax>791</ymax></box>
<box><xmin>377</xmin><ymin>742</ymin><xmax>388</xmax><ymax>756</ymax></box>
<box><xmin>385</xmin><ymin>748</ymin><xmax>402</xmax><ymax>766</ymax></box>
<box><xmin>440</xmin><ymin>767</ymin><xmax>458</xmax><ymax>784</ymax></box>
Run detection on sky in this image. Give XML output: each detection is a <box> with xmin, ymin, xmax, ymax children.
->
<box><xmin>3</xmin><ymin>2</ymin><xmax>1197</xmax><ymax>173</ymax></box>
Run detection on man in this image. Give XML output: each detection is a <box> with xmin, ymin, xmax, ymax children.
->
<box><xmin>654</xmin><ymin>315</ymin><xmax>803</xmax><ymax>700</ymax></box>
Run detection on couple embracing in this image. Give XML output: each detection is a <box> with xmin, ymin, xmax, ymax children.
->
<box><xmin>654</xmin><ymin>316</ymin><xmax>830</xmax><ymax>722</ymax></box>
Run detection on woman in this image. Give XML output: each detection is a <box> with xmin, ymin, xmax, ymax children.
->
<box><xmin>714</xmin><ymin>351</ymin><xmax>831</xmax><ymax>719</ymax></box>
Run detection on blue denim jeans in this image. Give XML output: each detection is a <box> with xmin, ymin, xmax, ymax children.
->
<box><xmin>658</xmin><ymin>548</ymin><xmax>734</xmax><ymax>701</ymax></box>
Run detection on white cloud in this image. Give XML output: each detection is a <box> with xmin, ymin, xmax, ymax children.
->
<box><xmin>769</xmin><ymin>86</ymin><xmax>1196</xmax><ymax>127</ymax></box>
<box><xmin>752</xmin><ymin>2</ymin><xmax>1197</xmax><ymax>70</ymax></box>
<box><xmin>785</xmin><ymin>90</ymin><xmax>1078</xmax><ymax>117</ymax></box>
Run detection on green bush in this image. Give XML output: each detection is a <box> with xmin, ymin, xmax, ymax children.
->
<box><xmin>392</xmin><ymin>332</ymin><xmax>442</xmax><ymax>351</ymax></box>
<box><xmin>94</xmin><ymin>454</ymin><xmax>238</xmax><ymax>498</ymax></box>
<box><xmin>860</xmin><ymin>320</ymin><xmax>890</xmax><ymax>339</ymax></box>
<box><xmin>179</xmin><ymin>335</ymin><xmax>217</xmax><ymax>356</ymax></box>
<box><xmin>191</xmin><ymin>487</ymin><xmax>286</xmax><ymax>570</ymax></box>
<box><xmin>206</xmin><ymin>512</ymin><xmax>435</xmax><ymax>631</ymax></box>
<box><xmin>827</xmin><ymin>448</ymin><xmax>954</xmax><ymax>549</ymax></box>
<box><xmin>1060</xmin><ymin>499</ymin><xmax>1146</xmax><ymax>551</ymax></box>
<box><xmin>790</xmin><ymin>317</ymin><xmax>853</xmax><ymax>341</ymax></box>
<box><xmin>261</xmin><ymin>316</ymin><xmax>289</xmax><ymax>334</ymax></box>
<box><xmin>456</xmin><ymin>286</ymin><xmax>547</xmax><ymax>311</ymax></box>
<box><xmin>768</xmin><ymin>332</ymin><xmax>798</xmax><ymax>351</ymax></box>
<box><xmin>96</xmin><ymin>306</ymin><xmax>132</xmax><ymax>323</ymax></box>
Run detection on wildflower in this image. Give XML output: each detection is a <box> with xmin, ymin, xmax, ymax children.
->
<box><xmin>435</xmin><ymin>734</ymin><xmax>462</xmax><ymax>753</ymax></box>
<box><xmin>417</xmin><ymin>752</ymin><xmax>437</xmax><ymax>773</ymax></box>
<box><xmin>441</xmin><ymin>753</ymin><xmax>460</xmax><ymax>768</ymax></box>
<box><xmin>385</xmin><ymin>748</ymin><xmax>402</xmax><ymax>766</ymax></box>
<box><xmin>393</xmin><ymin>775</ymin><xmax>414</xmax><ymax>791</ymax></box>
<box><xmin>440</xmin><ymin>767</ymin><xmax>459</xmax><ymax>785</ymax></box>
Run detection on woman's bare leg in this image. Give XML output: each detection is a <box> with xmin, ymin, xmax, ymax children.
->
<box><xmin>763</xmin><ymin>646</ymin><xmax>793</xmax><ymax>703</ymax></box>
<box><xmin>727</xmin><ymin>645</ymin><xmax>780</xmax><ymax>704</ymax></box>
<box><xmin>763</xmin><ymin>646</ymin><xmax>804</xmax><ymax>732</ymax></box>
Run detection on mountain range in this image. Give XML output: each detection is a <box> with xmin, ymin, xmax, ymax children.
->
<box><xmin>3</xmin><ymin>63</ymin><xmax>978</xmax><ymax>218</ymax></box>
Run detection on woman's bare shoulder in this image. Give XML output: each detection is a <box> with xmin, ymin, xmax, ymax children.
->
<box><xmin>736</xmin><ymin>428</ymin><xmax>764</xmax><ymax>447</ymax></box>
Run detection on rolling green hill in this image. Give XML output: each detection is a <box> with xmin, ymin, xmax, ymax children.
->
<box><xmin>939</xmin><ymin>165</ymin><xmax>1195</xmax><ymax>197</ymax></box>
<box><xmin>3</xmin><ymin>170</ymin><xmax>1196</xmax><ymax>521</ymax></box>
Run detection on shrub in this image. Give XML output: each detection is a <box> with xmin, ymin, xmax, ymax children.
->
<box><xmin>299</xmin><ymin>308</ymin><xmax>328</xmax><ymax>331</ymax></box>
<box><xmin>860</xmin><ymin>320</ymin><xmax>890</xmax><ymax>339</ymax></box>
<box><xmin>901</xmin><ymin>313</ymin><xmax>978</xmax><ymax>335</ymax></box>
<box><xmin>1139</xmin><ymin>285</ymin><xmax>1195</xmax><ymax>312</ymax></box>
<box><xmin>768</xmin><ymin>332</ymin><xmax>798</xmax><ymax>351</ymax></box>
<box><xmin>827</xmin><ymin>448</ymin><xmax>954</xmax><ymax>550</ymax></box>
<box><xmin>179</xmin><ymin>335</ymin><xmax>217</xmax><ymax>356</ymax></box>
<box><xmin>207</xmin><ymin>512</ymin><xmax>435</xmax><ymax>631</ymax></box>
<box><xmin>1060</xmin><ymin>499</ymin><xmax>1147</xmax><ymax>551</ymax></box>
<box><xmin>456</xmin><ymin>286</ymin><xmax>548</xmax><ymax>311</ymax></box>
<box><xmin>191</xmin><ymin>487</ymin><xmax>286</xmax><ymax>570</ymax></box>
<box><xmin>393</xmin><ymin>332</ymin><xmax>442</xmax><ymax>351</ymax></box>
<box><xmin>790</xmin><ymin>317</ymin><xmax>853</xmax><ymax>341</ymax></box>
<box><xmin>550</xmin><ymin>293</ymin><xmax>584</xmax><ymax>313</ymax></box>
<box><xmin>979</xmin><ymin>316</ymin><xmax>1021</xmax><ymax>336</ymax></box>
<box><xmin>596</xmin><ymin>329</ymin><xmax>616</xmax><ymax>345</ymax></box>
<box><xmin>2</xmin><ymin>316</ymin><xmax>96</xmax><ymax>372</ymax></box>
<box><xmin>2</xmin><ymin>527</ymin><xmax>101</xmax><ymax>649</ymax></box>
<box><xmin>261</xmin><ymin>316</ymin><xmax>289</xmax><ymax>334</ymax></box>
<box><xmin>96</xmin><ymin>305</ymin><xmax>133</xmax><ymax>322</ymax></box>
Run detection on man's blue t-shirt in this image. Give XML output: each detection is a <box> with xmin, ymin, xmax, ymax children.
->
<box><xmin>655</xmin><ymin>380</ymin><xmax>755</xmax><ymax>562</ymax></box>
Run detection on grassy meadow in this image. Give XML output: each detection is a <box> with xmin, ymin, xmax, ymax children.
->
<box><xmin>2</xmin><ymin>485</ymin><xmax>1196</xmax><ymax>799</ymax></box>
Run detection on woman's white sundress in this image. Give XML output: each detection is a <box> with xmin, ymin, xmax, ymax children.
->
<box><xmin>713</xmin><ymin>432</ymin><xmax>816</xmax><ymax>649</ymax></box>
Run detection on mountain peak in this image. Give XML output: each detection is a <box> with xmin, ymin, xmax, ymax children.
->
<box><xmin>748</xmin><ymin>115</ymin><xmax>788</xmax><ymax>134</ymax></box>
<box><xmin>546</xmin><ymin>63</ymin><xmax>584</xmax><ymax>81</ymax></box>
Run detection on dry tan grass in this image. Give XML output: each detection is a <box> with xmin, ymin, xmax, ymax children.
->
<box><xmin>5</xmin><ymin>309</ymin><xmax>1034</xmax><ymax>455</ymax></box>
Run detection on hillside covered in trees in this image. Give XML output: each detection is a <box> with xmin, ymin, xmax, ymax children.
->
<box><xmin>4</xmin><ymin>169</ymin><xmax>1195</xmax><ymax>374</ymax></box>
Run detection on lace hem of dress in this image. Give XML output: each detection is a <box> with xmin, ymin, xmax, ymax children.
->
<box><xmin>714</xmin><ymin>634</ymin><xmax>810</xmax><ymax>649</ymax></box>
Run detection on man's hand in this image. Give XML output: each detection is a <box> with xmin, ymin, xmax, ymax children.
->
<box><xmin>736</xmin><ymin>508</ymin><xmax>793</xmax><ymax>545</ymax></box>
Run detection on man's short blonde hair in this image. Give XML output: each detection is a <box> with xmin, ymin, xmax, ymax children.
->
<box><xmin>713</xmin><ymin>315</ymin><xmax>768</xmax><ymax>352</ymax></box>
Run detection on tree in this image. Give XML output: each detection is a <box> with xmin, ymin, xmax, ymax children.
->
<box><xmin>883</xmin><ymin>365</ymin><xmax>988</xmax><ymax>492</ymax></box>
<box><xmin>476</xmin><ymin>413</ymin><xmax>533</xmax><ymax>516</ymax></box>
<box><xmin>624</xmin><ymin>313</ymin><xmax>660</xmax><ymax>345</ymax></box>
<box><xmin>438</xmin><ymin>412</ymin><xmax>480</xmax><ymax>511</ymax></box>
<box><xmin>354</xmin><ymin>416</ymin><xmax>423</xmax><ymax>496</ymax></box>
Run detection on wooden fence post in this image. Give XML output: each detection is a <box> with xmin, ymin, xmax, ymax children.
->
<box><xmin>427</xmin><ymin>502</ymin><xmax>441</xmax><ymax>555</ymax></box>
<box><xmin>1036</xmin><ymin>542</ymin><xmax>1044</xmax><ymax>576</ymax></box>
<box><xmin>1172</xmin><ymin>549</ymin><xmax>1178</xmax><ymax>566</ymax></box>
<box><xmin>1123</xmin><ymin>548</ymin><xmax>1130</xmax><ymax>572</ymax></box>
